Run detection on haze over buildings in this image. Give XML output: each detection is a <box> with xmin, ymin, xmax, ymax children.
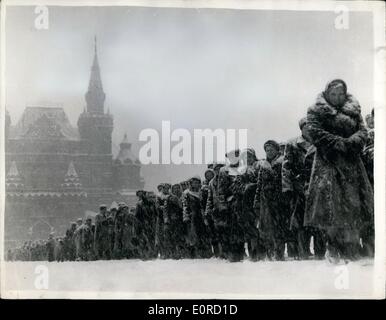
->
<box><xmin>5</xmin><ymin>6</ymin><xmax>374</xmax><ymax>189</ymax></box>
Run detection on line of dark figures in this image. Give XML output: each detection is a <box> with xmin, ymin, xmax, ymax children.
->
<box><xmin>8</xmin><ymin>80</ymin><xmax>375</xmax><ymax>264</ymax></box>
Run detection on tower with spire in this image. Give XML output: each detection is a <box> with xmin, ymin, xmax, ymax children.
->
<box><xmin>78</xmin><ymin>37</ymin><xmax>113</xmax><ymax>155</ymax></box>
<box><xmin>112</xmin><ymin>133</ymin><xmax>144</xmax><ymax>193</ymax></box>
<box><xmin>4</xmin><ymin>37</ymin><xmax>144</xmax><ymax>247</ymax></box>
<box><xmin>85</xmin><ymin>36</ymin><xmax>105</xmax><ymax>114</ymax></box>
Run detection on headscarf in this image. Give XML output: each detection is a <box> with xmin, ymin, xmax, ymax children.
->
<box><xmin>189</xmin><ymin>175</ymin><xmax>201</xmax><ymax>184</ymax></box>
<box><xmin>212</xmin><ymin>162</ymin><xmax>225</xmax><ymax>170</ymax></box>
<box><xmin>279</xmin><ymin>143</ymin><xmax>286</xmax><ymax>155</ymax></box>
<box><xmin>263</xmin><ymin>140</ymin><xmax>280</xmax><ymax>151</ymax></box>
<box><xmin>225</xmin><ymin>149</ymin><xmax>240</xmax><ymax>166</ymax></box>
<box><xmin>187</xmin><ymin>176</ymin><xmax>201</xmax><ymax>196</ymax></box>
<box><xmin>204</xmin><ymin>169</ymin><xmax>215</xmax><ymax>181</ymax></box>
<box><xmin>207</xmin><ymin>163</ymin><xmax>214</xmax><ymax>169</ymax></box>
<box><xmin>324</xmin><ymin>79</ymin><xmax>347</xmax><ymax>95</ymax></box>
<box><xmin>118</xmin><ymin>202</ymin><xmax>128</xmax><ymax>209</ymax></box>
<box><xmin>298</xmin><ymin>117</ymin><xmax>307</xmax><ymax>130</ymax></box>
<box><xmin>163</xmin><ymin>183</ymin><xmax>171</xmax><ymax>190</ymax></box>
<box><xmin>136</xmin><ymin>190</ymin><xmax>146</xmax><ymax>197</ymax></box>
<box><xmin>365</xmin><ymin>114</ymin><xmax>374</xmax><ymax>129</ymax></box>
<box><xmin>240</xmin><ymin>148</ymin><xmax>257</xmax><ymax>166</ymax></box>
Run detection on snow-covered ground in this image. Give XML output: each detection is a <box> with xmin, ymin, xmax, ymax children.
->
<box><xmin>1</xmin><ymin>258</ymin><xmax>380</xmax><ymax>299</ymax></box>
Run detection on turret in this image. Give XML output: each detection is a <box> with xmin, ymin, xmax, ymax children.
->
<box><xmin>6</xmin><ymin>161</ymin><xmax>24</xmax><ymax>191</ymax></box>
<box><xmin>85</xmin><ymin>36</ymin><xmax>106</xmax><ymax>114</ymax></box>
<box><xmin>61</xmin><ymin>161</ymin><xmax>83</xmax><ymax>191</ymax></box>
<box><xmin>112</xmin><ymin>133</ymin><xmax>144</xmax><ymax>191</ymax></box>
<box><xmin>77</xmin><ymin>37</ymin><xmax>113</xmax><ymax>155</ymax></box>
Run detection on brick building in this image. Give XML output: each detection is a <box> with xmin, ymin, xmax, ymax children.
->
<box><xmin>4</xmin><ymin>40</ymin><xmax>144</xmax><ymax>247</ymax></box>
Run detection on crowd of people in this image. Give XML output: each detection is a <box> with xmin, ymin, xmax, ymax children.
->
<box><xmin>7</xmin><ymin>79</ymin><xmax>374</xmax><ymax>264</ymax></box>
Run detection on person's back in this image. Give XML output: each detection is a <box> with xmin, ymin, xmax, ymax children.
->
<box><xmin>113</xmin><ymin>206</ymin><xmax>126</xmax><ymax>259</ymax></box>
<box><xmin>46</xmin><ymin>236</ymin><xmax>55</xmax><ymax>262</ymax></box>
<box><xmin>55</xmin><ymin>239</ymin><xmax>65</xmax><ymax>262</ymax></box>
<box><xmin>124</xmin><ymin>208</ymin><xmax>138</xmax><ymax>258</ymax></box>
<box><xmin>94</xmin><ymin>205</ymin><xmax>110</xmax><ymax>259</ymax></box>
<box><xmin>73</xmin><ymin>225</ymin><xmax>83</xmax><ymax>260</ymax></box>
<box><xmin>64</xmin><ymin>223</ymin><xmax>77</xmax><ymax>261</ymax></box>
<box><xmin>82</xmin><ymin>220</ymin><xmax>95</xmax><ymax>260</ymax></box>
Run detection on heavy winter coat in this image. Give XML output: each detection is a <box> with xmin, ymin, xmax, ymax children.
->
<box><xmin>282</xmin><ymin>136</ymin><xmax>312</xmax><ymax>229</ymax></box>
<box><xmin>182</xmin><ymin>189</ymin><xmax>210</xmax><ymax>248</ymax></box>
<box><xmin>304</xmin><ymin>93</ymin><xmax>373</xmax><ymax>230</ymax></box>
<box><xmin>254</xmin><ymin>156</ymin><xmax>289</xmax><ymax>240</ymax></box>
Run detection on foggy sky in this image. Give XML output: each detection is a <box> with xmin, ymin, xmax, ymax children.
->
<box><xmin>5</xmin><ymin>6</ymin><xmax>374</xmax><ymax>189</ymax></box>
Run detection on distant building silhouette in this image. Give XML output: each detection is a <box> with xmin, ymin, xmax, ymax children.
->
<box><xmin>4</xmin><ymin>39</ymin><xmax>144</xmax><ymax>247</ymax></box>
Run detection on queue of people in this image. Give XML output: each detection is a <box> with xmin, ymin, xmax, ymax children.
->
<box><xmin>7</xmin><ymin>79</ymin><xmax>374</xmax><ymax>264</ymax></box>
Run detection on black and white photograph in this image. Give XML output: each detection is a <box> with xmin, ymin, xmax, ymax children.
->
<box><xmin>0</xmin><ymin>0</ymin><xmax>385</xmax><ymax>300</ymax></box>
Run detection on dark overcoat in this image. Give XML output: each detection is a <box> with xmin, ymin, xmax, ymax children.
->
<box><xmin>282</xmin><ymin>136</ymin><xmax>312</xmax><ymax>229</ymax></box>
<box><xmin>182</xmin><ymin>189</ymin><xmax>210</xmax><ymax>248</ymax></box>
<box><xmin>254</xmin><ymin>156</ymin><xmax>289</xmax><ymax>240</ymax></box>
<box><xmin>304</xmin><ymin>93</ymin><xmax>373</xmax><ymax>230</ymax></box>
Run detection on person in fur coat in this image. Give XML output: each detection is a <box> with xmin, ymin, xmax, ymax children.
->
<box><xmin>182</xmin><ymin>176</ymin><xmax>212</xmax><ymax>259</ymax></box>
<box><xmin>254</xmin><ymin>140</ymin><xmax>289</xmax><ymax>261</ymax></box>
<box><xmin>304</xmin><ymin>79</ymin><xmax>373</xmax><ymax>262</ymax></box>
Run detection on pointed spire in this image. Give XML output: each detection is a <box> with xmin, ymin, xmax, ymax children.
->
<box><xmin>6</xmin><ymin>161</ymin><xmax>24</xmax><ymax>190</ymax></box>
<box><xmin>119</xmin><ymin>132</ymin><xmax>131</xmax><ymax>150</ymax></box>
<box><xmin>94</xmin><ymin>35</ymin><xmax>97</xmax><ymax>55</ymax></box>
<box><xmin>66</xmin><ymin>161</ymin><xmax>78</xmax><ymax>177</ymax></box>
<box><xmin>85</xmin><ymin>36</ymin><xmax>105</xmax><ymax>114</ymax></box>
<box><xmin>122</xmin><ymin>133</ymin><xmax>129</xmax><ymax>144</ymax></box>
<box><xmin>62</xmin><ymin>161</ymin><xmax>82</xmax><ymax>190</ymax></box>
<box><xmin>116</xmin><ymin>133</ymin><xmax>139</xmax><ymax>164</ymax></box>
<box><xmin>8</xmin><ymin>161</ymin><xmax>20</xmax><ymax>177</ymax></box>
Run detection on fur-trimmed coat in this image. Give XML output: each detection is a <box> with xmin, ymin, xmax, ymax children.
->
<box><xmin>239</xmin><ymin>162</ymin><xmax>260</xmax><ymax>241</ymax></box>
<box><xmin>362</xmin><ymin>128</ymin><xmax>374</xmax><ymax>187</ymax></box>
<box><xmin>161</xmin><ymin>194</ymin><xmax>184</xmax><ymax>250</ymax></box>
<box><xmin>135</xmin><ymin>199</ymin><xmax>157</xmax><ymax>248</ymax></box>
<box><xmin>282</xmin><ymin>136</ymin><xmax>312</xmax><ymax>230</ymax></box>
<box><xmin>181</xmin><ymin>189</ymin><xmax>210</xmax><ymax>248</ymax></box>
<box><xmin>204</xmin><ymin>166</ymin><xmax>237</xmax><ymax>228</ymax></box>
<box><xmin>254</xmin><ymin>156</ymin><xmax>289</xmax><ymax>240</ymax></box>
<box><xmin>304</xmin><ymin>93</ymin><xmax>373</xmax><ymax>230</ymax></box>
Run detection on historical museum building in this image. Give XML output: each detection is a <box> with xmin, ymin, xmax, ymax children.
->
<box><xmin>4</xmin><ymin>41</ymin><xmax>144</xmax><ymax>247</ymax></box>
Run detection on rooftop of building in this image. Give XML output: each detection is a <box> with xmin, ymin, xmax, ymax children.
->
<box><xmin>8</xmin><ymin>106</ymin><xmax>79</xmax><ymax>140</ymax></box>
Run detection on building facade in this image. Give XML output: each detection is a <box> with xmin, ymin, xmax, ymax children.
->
<box><xmin>4</xmin><ymin>40</ymin><xmax>144</xmax><ymax>248</ymax></box>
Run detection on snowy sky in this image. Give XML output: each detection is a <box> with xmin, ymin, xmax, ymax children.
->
<box><xmin>5</xmin><ymin>6</ymin><xmax>374</xmax><ymax>189</ymax></box>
